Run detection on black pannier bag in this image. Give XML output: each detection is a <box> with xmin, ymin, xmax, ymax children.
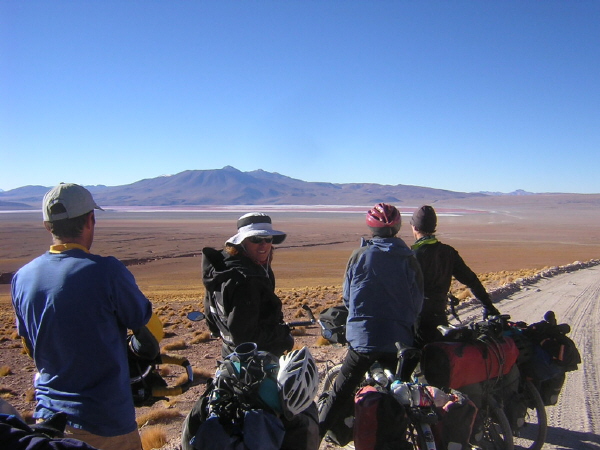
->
<box><xmin>522</xmin><ymin>310</ymin><xmax>581</xmax><ymax>372</ymax></box>
<box><xmin>319</xmin><ymin>305</ymin><xmax>349</xmax><ymax>344</ymax></box>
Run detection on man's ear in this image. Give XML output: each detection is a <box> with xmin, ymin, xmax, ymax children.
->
<box><xmin>85</xmin><ymin>212</ymin><xmax>95</xmax><ymax>229</ymax></box>
<box><xmin>44</xmin><ymin>221</ymin><xmax>52</xmax><ymax>233</ymax></box>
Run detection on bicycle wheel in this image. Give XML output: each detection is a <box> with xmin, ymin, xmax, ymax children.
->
<box><xmin>405</xmin><ymin>419</ymin><xmax>436</xmax><ymax>450</ymax></box>
<box><xmin>477</xmin><ymin>399</ymin><xmax>514</xmax><ymax>450</ymax></box>
<box><xmin>512</xmin><ymin>380</ymin><xmax>547</xmax><ymax>450</ymax></box>
<box><xmin>322</xmin><ymin>363</ymin><xmax>342</xmax><ymax>392</ymax></box>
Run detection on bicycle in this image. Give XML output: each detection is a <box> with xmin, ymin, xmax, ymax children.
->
<box><xmin>430</xmin><ymin>314</ymin><xmax>547</xmax><ymax>450</ymax></box>
<box><xmin>309</xmin><ymin>305</ymin><xmax>440</xmax><ymax>450</ymax></box>
<box><xmin>499</xmin><ymin>317</ymin><xmax>550</xmax><ymax>450</ymax></box>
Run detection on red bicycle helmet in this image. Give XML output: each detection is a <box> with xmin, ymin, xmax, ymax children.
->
<box><xmin>366</xmin><ymin>203</ymin><xmax>401</xmax><ymax>236</ymax></box>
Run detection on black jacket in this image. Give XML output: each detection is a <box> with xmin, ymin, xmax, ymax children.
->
<box><xmin>412</xmin><ymin>238</ymin><xmax>493</xmax><ymax>317</ymax></box>
<box><xmin>202</xmin><ymin>247</ymin><xmax>293</xmax><ymax>357</ymax></box>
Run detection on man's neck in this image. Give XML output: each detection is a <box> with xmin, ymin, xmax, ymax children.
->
<box><xmin>51</xmin><ymin>237</ymin><xmax>90</xmax><ymax>252</ymax></box>
<box><xmin>416</xmin><ymin>233</ymin><xmax>435</xmax><ymax>240</ymax></box>
<box><xmin>50</xmin><ymin>242</ymin><xmax>90</xmax><ymax>254</ymax></box>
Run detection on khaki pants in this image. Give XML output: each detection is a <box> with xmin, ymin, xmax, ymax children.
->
<box><xmin>64</xmin><ymin>425</ymin><xmax>142</xmax><ymax>450</ymax></box>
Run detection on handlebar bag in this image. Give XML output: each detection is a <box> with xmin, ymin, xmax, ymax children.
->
<box><xmin>319</xmin><ymin>305</ymin><xmax>348</xmax><ymax>344</ymax></box>
<box><xmin>421</xmin><ymin>337</ymin><xmax>519</xmax><ymax>390</ymax></box>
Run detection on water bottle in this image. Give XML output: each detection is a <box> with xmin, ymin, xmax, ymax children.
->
<box><xmin>391</xmin><ymin>380</ymin><xmax>411</xmax><ymax>405</ymax></box>
<box><xmin>411</xmin><ymin>385</ymin><xmax>433</xmax><ymax>407</ymax></box>
<box><xmin>370</xmin><ymin>362</ymin><xmax>388</xmax><ymax>387</ymax></box>
<box><xmin>384</xmin><ymin>369</ymin><xmax>394</xmax><ymax>381</ymax></box>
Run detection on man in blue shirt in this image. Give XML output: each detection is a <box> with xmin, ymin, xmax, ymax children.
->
<box><xmin>12</xmin><ymin>183</ymin><xmax>155</xmax><ymax>450</ymax></box>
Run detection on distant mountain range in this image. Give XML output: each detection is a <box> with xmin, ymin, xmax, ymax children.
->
<box><xmin>0</xmin><ymin>166</ymin><xmax>534</xmax><ymax>209</ymax></box>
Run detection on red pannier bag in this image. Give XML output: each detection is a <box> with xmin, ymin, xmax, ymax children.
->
<box><xmin>427</xmin><ymin>386</ymin><xmax>477</xmax><ymax>450</ymax></box>
<box><xmin>421</xmin><ymin>337</ymin><xmax>519</xmax><ymax>390</ymax></box>
<box><xmin>353</xmin><ymin>385</ymin><xmax>407</xmax><ymax>450</ymax></box>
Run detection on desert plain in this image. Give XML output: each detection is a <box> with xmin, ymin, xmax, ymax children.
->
<box><xmin>1</xmin><ymin>193</ymin><xmax>600</xmax><ymax>449</ymax></box>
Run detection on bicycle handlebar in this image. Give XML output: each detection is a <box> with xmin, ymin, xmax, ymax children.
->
<box><xmin>286</xmin><ymin>320</ymin><xmax>316</xmax><ymax>328</ymax></box>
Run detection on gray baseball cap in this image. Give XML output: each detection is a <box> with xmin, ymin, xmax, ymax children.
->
<box><xmin>43</xmin><ymin>183</ymin><xmax>103</xmax><ymax>222</ymax></box>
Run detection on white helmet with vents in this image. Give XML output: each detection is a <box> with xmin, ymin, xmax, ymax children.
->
<box><xmin>277</xmin><ymin>346</ymin><xmax>319</xmax><ymax>418</ymax></box>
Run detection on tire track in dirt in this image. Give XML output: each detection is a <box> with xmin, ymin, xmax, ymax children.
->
<box><xmin>544</xmin><ymin>279</ymin><xmax>599</xmax><ymax>448</ymax></box>
<box><xmin>500</xmin><ymin>266</ymin><xmax>600</xmax><ymax>449</ymax></box>
<box><xmin>557</xmin><ymin>279</ymin><xmax>600</xmax><ymax>447</ymax></box>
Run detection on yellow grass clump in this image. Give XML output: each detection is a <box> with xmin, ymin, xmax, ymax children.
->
<box><xmin>25</xmin><ymin>389</ymin><xmax>35</xmax><ymax>402</ymax></box>
<box><xmin>0</xmin><ymin>386</ymin><xmax>17</xmax><ymax>398</ymax></box>
<box><xmin>193</xmin><ymin>367</ymin><xmax>214</xmax><ymax>380</ymax></box>
<box><xmin>136</xmin><ymin>408</ymin><xmax>182</xmax><ymax>427</ymax></box>
<box><xmin>190</xmin><ymin>331</ymin><xmax>211</xmax><ymax>344</ymax></box>
<box><xmin>0</xmin><ymin>366</ymin><xmax>12</xmax><ymax>376</ymax></box>
<box><xmin>175</xmin><ymin>373</ymin><xmax>191</xmax><ymax>387</ymax></box>
<box><xmin>157</xmin><ymin>366</ymin><xmax>171</xmax><ymax>377</ymax></box>
<box><xmin>161</xmin><ymin>340</ymin><xmax>187</xmax><ymax>351</ymax></box>
<box><xmin>140</xmin><ymin>425</ymin><xmax>168</xmax><ymax>450</ymax></box>
<box><xmin>21</xmin><ymin>411</ymin><xmax>34</xmax><ymax>423</ymax></box>
<box><xmin>291</xmin><ymin>326</ymin><xmax>307</xmax><ymax>336</ymax></box>
<box><xmin>316</xmin><ymin>336</ymin><xmax>332</xmax><ymax>346</ymax></box>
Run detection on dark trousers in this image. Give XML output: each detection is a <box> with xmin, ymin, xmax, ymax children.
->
<box><xmin>318</xmin><ymin>348</ymin><xmax>398</xmax><ymax>438</ymax></box>
<box><xmin>282</xmin><ymin>402</ymin><xmax>319</xmax><ymax>450</ymax></box>
<box><xmin>415</xmin><ymin>313</ymin><xmax>448</xmax><ymax>348</ymax></box>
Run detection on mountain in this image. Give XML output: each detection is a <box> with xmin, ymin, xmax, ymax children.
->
<box><xmin>0</xmin><ymin>166</ymin><xmax>491</xmax><ymax>208</ymax></box>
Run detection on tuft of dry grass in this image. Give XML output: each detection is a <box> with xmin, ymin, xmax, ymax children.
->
<box><xmin>140</xmin><ymin>425</ymin><xmax>168</xmax><ymax>450</ymax></box>
<box><xmin>157</xmin><ymin>366</ymin><xmax>171</xmax><ymax>377</ymax></box>
<box><xmin>190</xmin><ymin>331</ymin><xmax>211</xmax><ymax>344</ymax></box>
<box><xmin>25</xmin><ymin>389</ymin><xmax>35</xmax><ymax>402</ymax></box>
<box><xmin>193</xmin><ymin>367</ymin><xmax>214</xmax><ymax>380</ymax></box>
<box><xmin>316</xmin><ymin>336</ymin><xmax>332</xmax><ymax>346</ymax></box>
<box><xmin>161</xmin><ymin>340</ymin><xmax>187</xmax><ymax>351</ymax></box>
<box><xmin>0</xmin><ymin>385</ymin><xmax>17</xmax><ymax>396</ymax></box>
<box><xmin>450</xmin><ymin>267</ymin><xmax>542</xmax><ymax>301</ymax></box>
<box><xmin>291</xmin><ymin>327</ymin><xmax>307</xmax><ymax>336</ymax></box>
<box><xmin>136</xmin><ymin>408</ymin><xmax>182</xmax><ymax>427</ymax></box>
<box><xmin>22</xmin><ymin>410</ymin><xmax>35</xmax><ymax>423</ymax></box>
<box><xmin>175</xmin><ymin>373</ymin><xmax>191</xmax><ymax>386</ymax></box>
<box><xmin>0</xmin><ymin>366</ymin><xmax>12</xmax><ymax>376</ymax></box>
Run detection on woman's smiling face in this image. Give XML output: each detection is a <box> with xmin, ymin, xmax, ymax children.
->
<box><xmin>243</xmin><ymin>236</ymin><xmax>273</xmax><ymax>265</ymax></box>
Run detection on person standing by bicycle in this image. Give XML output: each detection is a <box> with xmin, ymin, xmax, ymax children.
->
<box><xmin>318</xmin><ymin>203</ymin><xmax>424</xmax><ymax>441</ymax></box>
<box><xmin>201</xmin><ymin>212</ymin><xmax>318</xmax><ymax>450</ymax></box>
<box><xmin>410</xmin><ymin>205</ymin><xmax>500</xmax><ymax>346</ymax></box>
<box><xmin>11</xmin><ymin>183</ymin><xmax>157</xmax><ymax>450</ymax></box>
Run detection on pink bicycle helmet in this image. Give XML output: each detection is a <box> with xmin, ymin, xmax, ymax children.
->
<box><xmin>366</xmin><ymin>203</ymin><xmax>401</xmax><ymax>236</ymax></box>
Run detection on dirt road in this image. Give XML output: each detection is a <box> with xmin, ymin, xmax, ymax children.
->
<box><xmin>453</xmin><ymin>264</ymin><xmax>600</xmax><ymax>450</ymax></box>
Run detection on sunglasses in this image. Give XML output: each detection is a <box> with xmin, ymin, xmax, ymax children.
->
<box><xmin>248</xmin><ymin>236</ymin><xmax>273</xmax><ymax>244</ymax></box>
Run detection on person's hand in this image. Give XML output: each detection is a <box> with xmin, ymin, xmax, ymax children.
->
<box><xmin>482</xmin><ymin>306</ymin><xmax>500</xmax><ymax>320</ymax></box>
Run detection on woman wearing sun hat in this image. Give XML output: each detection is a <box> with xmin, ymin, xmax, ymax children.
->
<box><xmin>201</xmin><ymin>213</ymin><xmax>319</xmax><ymax>450</ymax></box>
<box><xmin>202</xmin><ymin>212</ymin><xmax>293</xmax><ymax>358</ymax></box>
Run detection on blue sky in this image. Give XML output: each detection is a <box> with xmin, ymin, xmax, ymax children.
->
<box><xmin>1</xmin><ymin>1</ymin><xmax>599</xmax><ymax>194</ymax></box>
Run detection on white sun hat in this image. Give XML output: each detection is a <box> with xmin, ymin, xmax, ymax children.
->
<box><xmin>226</xmin><ymin>212</ymin><xmax>287</xmax><ymax>246</ymax></box>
